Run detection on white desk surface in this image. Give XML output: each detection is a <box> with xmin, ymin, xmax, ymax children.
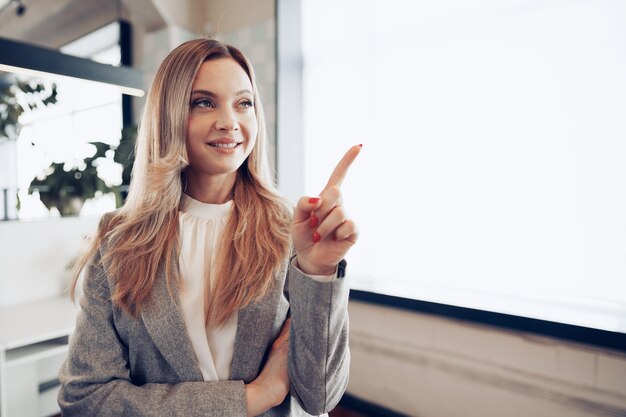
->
<box><xmin>0</xmin><ymin>296</ymin><xmax>77</xmax><ymax>351</ymax></box>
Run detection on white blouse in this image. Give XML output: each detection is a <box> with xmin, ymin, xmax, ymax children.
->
<box><xmin>178</xmin><ymin>194</ymin><xmax>236</xmax><ymax>381</ymax></box>
<box><xmin>178</xmin><ymin>193</ymin><xmax>337</xmax><ymax>382</ymax></box>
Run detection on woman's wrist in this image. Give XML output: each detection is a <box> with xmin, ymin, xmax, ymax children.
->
<box><xmin>246</xmin><ymin>378</ymin><xmax>289</xmax><ymax>416</ymax></box>
<box><xmin>295</xmin><ymin>257</ymin><xmax>336</xmax><ymax>276</ymax></box>
<box><xmin>245</xmin><ymin>382</ymin><xmax>272</xmax><ymax>417</ymax></box>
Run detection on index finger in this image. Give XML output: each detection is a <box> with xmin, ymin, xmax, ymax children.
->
<box><xmin>323</xmin><ymin>144</ymin><xmax>362</xmax><ymax>191</ymax></box>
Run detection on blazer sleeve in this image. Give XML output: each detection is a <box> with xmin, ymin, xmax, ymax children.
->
<box><xmin>57</xmin><ymin>247</ymin><xmax>247</xmax><ymax>417</ymax></box>
<box><xmin>285</xmin><ymin>257</ymin><xmax>351</xmax><ymax>415</ymax></box>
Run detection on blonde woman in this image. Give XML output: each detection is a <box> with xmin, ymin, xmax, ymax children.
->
<box><xmin>58</xmin><ymin>39</ymin><xmax>360</xmax><ymax>417</ymax></box>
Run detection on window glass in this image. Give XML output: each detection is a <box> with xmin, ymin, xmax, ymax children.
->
<box><xmin>298</xmin><ymin>0</ymin><xmax>626</xmax><ymax>332</ymax></box>
<box><xmin>15</xmin><ymin>22</ymin><xmax>123</xmax><ymax>219</ymax></box>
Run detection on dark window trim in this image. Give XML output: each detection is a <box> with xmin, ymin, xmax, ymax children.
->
<box><xmin>119</xmin><ymin>20</ymin><xmax>133</xmax><ymax>127</ymax></box>
<box><xmin>339</xmin><ymin>393</ymin><xmax>409</xmax><ymax>417</ymax></box>
<box><xmin>349</xmin><ymin>289</ymin><xmax>626</xmax><ymax>353</ymax></box>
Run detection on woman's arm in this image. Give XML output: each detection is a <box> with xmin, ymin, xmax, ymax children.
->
<box><xmin>284</xmin><ymin>259</ymin><xmax>351</xmax><ymax>415</ymax></box>
<box><xmin>285</xmin><ymin>146</ymin><xmax>360</xmax><ymax>415</ymax></box>
<box><xmin>58</xmin><ymin>248</ymin><xmax>257</xmax><ymax>417</ymax></box>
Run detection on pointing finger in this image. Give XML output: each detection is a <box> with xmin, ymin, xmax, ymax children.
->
<box><xmin>323</xmin><ymin>144</ymin><xmax>362</xmax><ymax>192</ymax></box>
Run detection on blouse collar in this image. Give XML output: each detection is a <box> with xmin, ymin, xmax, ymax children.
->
<box><xmin>180</xmin><ymin>193</ymin><xmax>233</xmax><ymax>220</ymax></box>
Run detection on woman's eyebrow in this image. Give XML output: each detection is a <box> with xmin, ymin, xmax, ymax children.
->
<box><xmin>190</xmin><ymin>89</ymin><xmax>217</xmax><ymax>97</ymax></box>
<box><xmin>190</xmin><ymin>89</ymin><xmax>253</xmax><ymax>97</ymax></box>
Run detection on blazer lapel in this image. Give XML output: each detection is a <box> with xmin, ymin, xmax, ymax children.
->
<box><xmin>230</xmin><ymin>299</ymin><xmax>269</xmax><ymax>382</ymax></box>
<box><xmin>141</xmin><ymin>265</ymin><xmax>203</xmax><ymax>382</ymax></box>
<box><xmin>230</xmin><ymin>266</ymin><xmax>290</xmax><ymax>382</ymax></box>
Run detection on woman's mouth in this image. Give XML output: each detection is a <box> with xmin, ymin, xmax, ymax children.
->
<box><xmin>208</xmin><ymin>142</ymin><xmax>240</xmax><ymax>148</ymax></box>
<box><xmin>206</xmin><ymin>140</ymin><xmax>242</xmax><ymax>154</ymax></box>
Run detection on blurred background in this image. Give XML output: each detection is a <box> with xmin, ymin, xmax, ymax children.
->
<box><xmin>0</xmin><ymin>1</ymin><xmax>625</xmax><ymax>416</ymax></box>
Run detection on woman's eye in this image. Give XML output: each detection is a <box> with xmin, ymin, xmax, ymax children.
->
<box><xmin>191</xmin><ymin>98</ymin><xmax>215</xmax><ymax>109</ymax></box>
<box><xmin>239</xmin><ymin>100</ymin><xmax>254</xmax><ymax>109</ymax></box>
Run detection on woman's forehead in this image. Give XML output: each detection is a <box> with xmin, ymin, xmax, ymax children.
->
<box><xmin>191</xmin><ymin>58</ymin><xmax>252</xmax><ymax>95</ymax></box>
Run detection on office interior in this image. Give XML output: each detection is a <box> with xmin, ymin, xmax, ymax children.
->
<box><xmin>0</xmin><ymin>0</ymin><xmax>625</xmax><ymax>416</ymax></box>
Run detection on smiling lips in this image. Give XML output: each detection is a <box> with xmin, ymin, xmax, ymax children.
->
<box><xmin>206</xmin><ymin>138</ymin><xmax>242</xmax><ymax>154</ymax></box>
<box><xmin>207</xmin><ymin>138</ymin><xmax>242</xmax><ymax>149</ymax></box>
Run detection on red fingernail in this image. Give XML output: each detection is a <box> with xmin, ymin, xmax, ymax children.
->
<box><xmin>309</xmin><ymin>214</ymin><xmax>319</xmax><ymax>229</ymax></box>
<box><xmin>358</xmin><ymin>144</ymin><xmax>363</xmax><ymax>148</ymax></box>
<box><xmin>312</xmin><ymin>232</ymin><xmax>321</xmax><ymax>243</ymax></box>
<box><xmin>309</xmin><ymin>197</ymin><xmax>321</xmax><ymax>204</ymax></box>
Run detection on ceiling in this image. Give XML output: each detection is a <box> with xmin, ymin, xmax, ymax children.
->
<box><xmin>0</xmin><ymin>0</ymin><xmax>165</xmax><ymax>49</ymax></box>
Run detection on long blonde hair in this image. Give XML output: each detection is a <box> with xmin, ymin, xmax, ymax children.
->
<box><xmin>70</xmin><ymin>39</ymin><xmax>292</xmax><ymax>325</ymax></box>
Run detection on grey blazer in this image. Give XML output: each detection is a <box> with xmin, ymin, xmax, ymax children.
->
<box><xmin>58</xmin><ymin>227</ymin><xmax>350</xmax><ymax>416</ymax></box>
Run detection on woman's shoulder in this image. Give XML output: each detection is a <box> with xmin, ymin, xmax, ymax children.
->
<box><xmin>95</xmin><ymin>209</ymin><xmax>125</xmax><ymax>253</ymax></box>
<box><xmin>99</xmin><ymin>208</ymin><xmax>122</xmax><ymax>228</ymax></box>
<box><xmin>99</xmin><ymin>208</ymin><xmax>129</xmax><ymax>233</ymax></box>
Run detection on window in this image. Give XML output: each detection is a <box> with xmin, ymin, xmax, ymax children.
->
<box><xmin>278</xmin><ymin>0</ymin><xmax>626</xmax><ymax>335</ymax></box>
<box><xmin>16</xmin><ymin>22</ymin><xmax>124</xmax><ymax>218</ymax></box>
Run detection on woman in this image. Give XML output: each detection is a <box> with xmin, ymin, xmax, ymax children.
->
<box><xmin>58</xmin><ymin>38</ymin><xmax>360</xmax><ymax>417</ymax></box>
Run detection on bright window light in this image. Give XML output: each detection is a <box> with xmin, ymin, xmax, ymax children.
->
<box><xmin>15</xmin><ymin>23</ymin><xmax>124</xmax><ymax>219</ymax></box>
<box><xmin>296</xmin><ymin>0</ymin><xmax>626</xmax><ymax>332</ymax></box>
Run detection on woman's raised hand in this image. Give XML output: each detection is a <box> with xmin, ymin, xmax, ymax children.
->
<box><xmin>292</xmin><ymin>145</ymin><xmax>362</xmax><ymax>276</ymax></box>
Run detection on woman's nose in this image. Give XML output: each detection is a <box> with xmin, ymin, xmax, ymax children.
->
<box><xmin>215</xmin><ymin>108</ymin><xmax>239</xmax><ymax>131</ymax></box>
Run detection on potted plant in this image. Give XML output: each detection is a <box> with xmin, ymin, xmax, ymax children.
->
<box><xmin>28</xmin><ymin>126</ymin><xmax>136</xmax><ymax>216</ymax></box>
<box><xmin>0</xmin><ymin>77</ymin><xmax>58</xmax><ymax>141</ymax></box>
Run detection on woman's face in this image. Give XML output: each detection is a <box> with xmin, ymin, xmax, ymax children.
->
<box><xmin>185</xmin><ymin>58</ymin><xmax>257</xmax><ymax>180</ymax></box>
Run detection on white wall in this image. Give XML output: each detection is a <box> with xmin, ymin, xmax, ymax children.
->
<box><xmin>205</xmin><ymin>0</ymin><xmax>274</xmax><ymax>35</ymax></box>
<box><xmin>150</xmin><ymin>0</ymin><xmax>207</xmax><ymax>33</ymax></box>
<box><xmin>348</xmin><ymin>301</ymin><xmax>626</xmax><ymax>416</ymax></box>
<box><xmin>0</xmin><ymin>217</ymin><xmax>99</xmax><ymax>307</ymax></box>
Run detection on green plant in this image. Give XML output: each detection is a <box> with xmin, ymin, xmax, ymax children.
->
<box><xmin>0</xmin><ymin>78</ymin><xmax>57</xmax><ymax>141</ymax></box>
<box><xmin>28</xmin><ymin>126</ymin><xmax>137</xmax><ymax>216</ymax></box>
